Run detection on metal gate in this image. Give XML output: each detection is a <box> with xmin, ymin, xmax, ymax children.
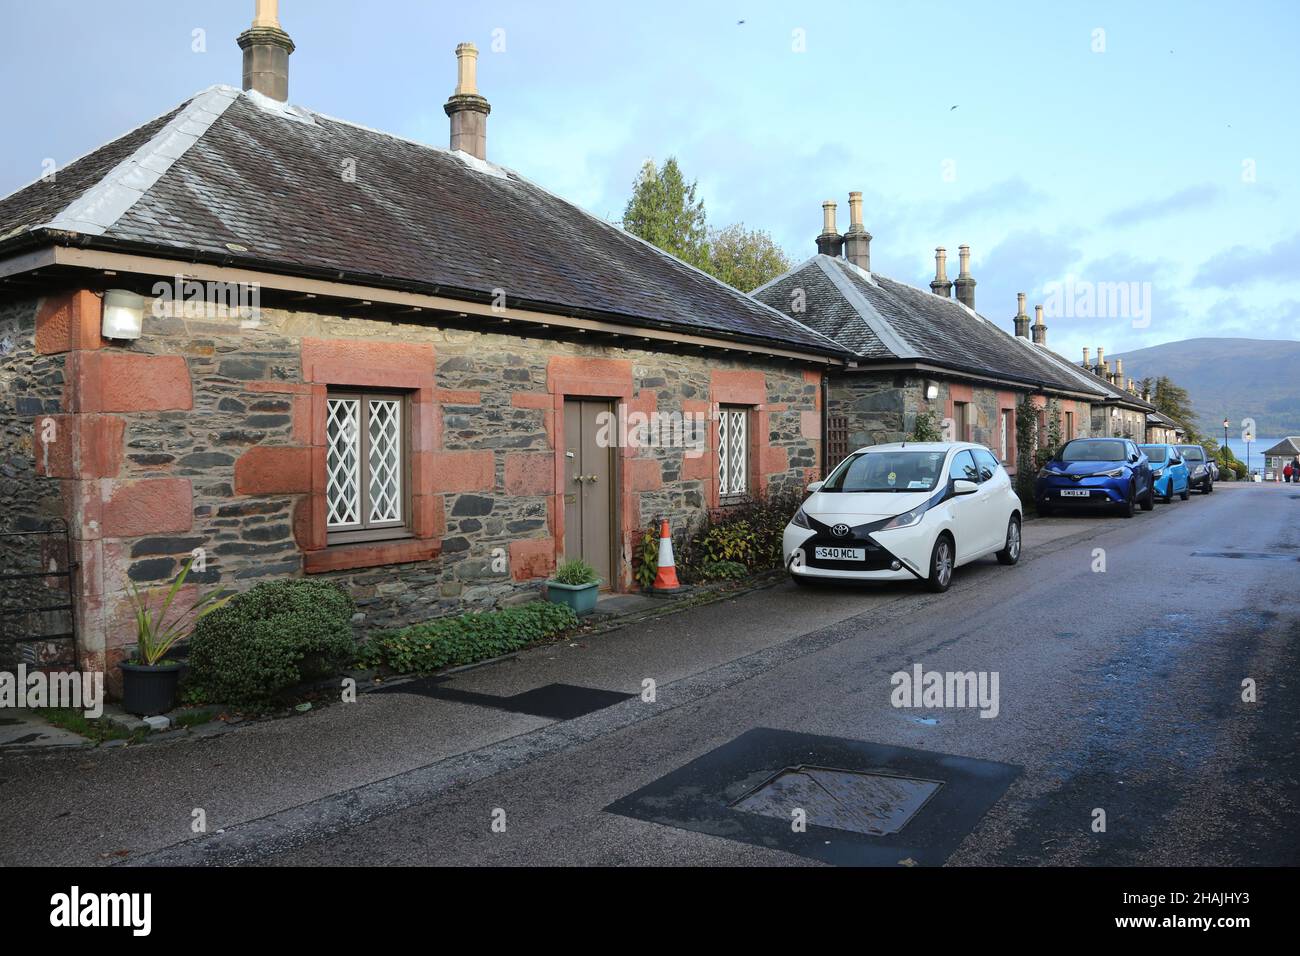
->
<box><xmin>0</xmin><ymin>519</ymin><xmax>78</xmax><ymax>668</ymax></box>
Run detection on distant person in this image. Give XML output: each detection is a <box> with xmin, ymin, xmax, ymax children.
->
<box><xmin>1286</xmin><ymin>461</ymin><xmax>1294</xmax><ymax>483</ymax></box>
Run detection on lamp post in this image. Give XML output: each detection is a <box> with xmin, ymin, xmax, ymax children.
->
<box><xmin>1223</xmin><ymin>418</ymin><xmax>1230</xmax><ymax>451</ymax></box>
<box><xmin>1246</xmin><ymin>433</ymin><xmax>1254</xmax><ymax>479</ymax></box>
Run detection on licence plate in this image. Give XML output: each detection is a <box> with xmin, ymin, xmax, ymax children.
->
<box><xmin>815</xmin><ymin>546</ymin><xmax>866</xmax><ymax>561</ymax></box>
<box><xmin>1059</xmin><ymin>489</ymin><xmax>1090</xmax><ymax>497</ymax></box>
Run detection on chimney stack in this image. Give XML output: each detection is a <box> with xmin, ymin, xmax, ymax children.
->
<box><xmin>930</xmin><ymin>247</ymin><xmax>953</xmax><ymax>298</ymax></box>
<box><xmin>816</xmin><ymin>201</ymin><xmax>844</xmax><ymax>257</ymax></box>
<box><xmin>1109</xmin><ymin>360</ymin><xmax>1119</xmax><ymax>384</ymax></box>
<box><xmin>445</xmin><ymin>43</ymin><xmax>491</xmax><ymax>159</ymax></box>
<box><xmin>842</xmin><ymin>192</ymin><xmax>872</xmax><ymax>271</ymax></box>
<box><xmin>1095</xmin><ymin>347</ymin><xmax>1106</xmax><ymax>377</ymax></box>
<box><xmin>237</xmin><ymin>0</ymin><xmax>295</xmax><ymax>102</ymax></box>
<box><xmin>1031</xmin><ymin>304</ymin><xmax>1047</xmax><ymax>345</ymax></box>
<box><xmin>1013</xmin><ymin>293</ymin><xmax>1030</xmax><ymax>338</ymax></box>
<box><xmin>954</xmin><ymin>244</ymin><xmax>976</xmax><ymax>309</ymax></box>
<box><xmin>1082</xmin><ymin>347</ymin><xmax>1090</xmax><ymax>368</ymax></box>
<box><xmin>1116</xmin><ymin>357</ymin><xmax>1125</xmax><ymax>381</ymax></box>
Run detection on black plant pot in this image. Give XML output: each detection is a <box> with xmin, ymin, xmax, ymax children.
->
<box><xmin>119</xmin><ymin>661</ymin><xmax>182</xmax><ymax>717</ymax></box>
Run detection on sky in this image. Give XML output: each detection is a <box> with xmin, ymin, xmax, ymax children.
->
<box><xmin>2</xmin><ymin>0</ymin><xmax>1298</xmax><ymax>360</ymax></box>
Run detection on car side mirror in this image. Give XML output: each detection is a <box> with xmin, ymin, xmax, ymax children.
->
<box><xmin>806</xmin><ymin>480</ymin><xmax>824</xmax><ymax>493</ymax></box>
<box><xmin>953</xmin><ymin>479</ymin><xmax>979</xmax><ymax>496</ymax></box>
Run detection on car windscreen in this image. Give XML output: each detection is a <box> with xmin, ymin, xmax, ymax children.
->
<box><xmin>1060</xmin><ymin>439</ymin><xmax>1126</xmax><ymax>462</ymax></box>
<box><xmin>821</xmin><ymin>450</ymin><xmax>948</xmax><ymax>492</ymax></box>
<box><xmin>1177</xmin><ymin>446</ymin><xmax>1205</xmax><ymax>461</ymax></box>
<box><xmin>1140</xmin><ymin>445</ymin><xmax>1168</xmax><ymax>462</ymax></box>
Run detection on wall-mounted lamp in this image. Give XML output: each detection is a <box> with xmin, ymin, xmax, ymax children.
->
<box><xmin>924</xmin><ymin>382</ymin><xmax>939</xmax><ymax>401</ymax></box>
<box><xmin>102</xmin><ymin>289</ymin><xmax>145</xmax><ymax>340</ymax></box>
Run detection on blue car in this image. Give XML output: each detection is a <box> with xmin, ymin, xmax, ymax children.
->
<box><xmin>1141</xmin><ymin>443</ymin><xmax>1191</xmax><ymax>502</ymax></box>
<box><xmin>1036</xmin><ymin>437</ymin><xmax>1155</xmax><ymax>518</ymax></box>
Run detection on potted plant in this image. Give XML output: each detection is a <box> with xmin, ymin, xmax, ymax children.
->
<box><xmin>120</xmin><ymin>555</ymin><xmax>230</xmax><ymax>716</ymax></box>
<box><xmin>545</xmin><ymin>558</ymin><xmax>601</xmax><ymax>616</ymax></box>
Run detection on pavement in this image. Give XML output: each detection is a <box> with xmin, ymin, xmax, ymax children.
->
<box><xmin>0</xmin><ymin>481</ymin><xmax>1296</xmax><ymax>866</ymax></box>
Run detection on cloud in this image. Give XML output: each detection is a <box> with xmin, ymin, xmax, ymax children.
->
<box><xmin>1193</xmin><ymin>232</ymin><xmax>1300</xmax><ymax>288</ymax></box>
<box><xmin>1101</xmin><ymin>184</ymin><xmax>1221</xmax><ymax>228</ymax></box>
<box><xmin>934</xmin><ymin>176</ymin><xmax>1048</xmax><ymax>226</ymax></box>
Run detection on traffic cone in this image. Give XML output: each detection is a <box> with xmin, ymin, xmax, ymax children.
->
<box><xmin>651</xmin><ymin>517</ymin><xmax>682</xmax><ymax>593</ymax></box>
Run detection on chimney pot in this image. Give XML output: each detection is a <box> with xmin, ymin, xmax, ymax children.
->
<box><xmin>953</xmin><ymin>244</ymin><xmax>976</xmax><ymax>309</ymax></box>
<box><xmin>1082</xmin><ymin>346</ymin><xmax>1090</xmax><ymax>367</ymax></box>
<box><xmin>237</xmin><ymin>0</ymin><xmax>295</xmax><ymax>102</ymax></box>
<box><xmin>930</xmin><ymin>247</ymin><xmax>953</xmax><ymax>298</ymax></box>
<box><xmin>1031</xmin><ymin>304</ymin><xmax>1047</xmax><ymax>345</ymax></box>
<box><xmin>842</xmin><ymin>191</ymin><xmax>872</xmax><ymax>272</ymax></box>
<box><xmin>444</xmin><ymin>42</ymin><xmax>491</xmax><ymax>160</ymax></box>
<box><xmin>1013</xmin><ymin>292</ymin><xmax>1029</xmax><ymax>338</ymax></box>
<box><xmin>816</xmin><ymin>201</ymin><xmax>844</xmax><ymax>257</ymax></box>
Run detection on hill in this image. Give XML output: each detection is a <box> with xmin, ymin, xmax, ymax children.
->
<box><xmin>1112</xmin><ymin>337</ymin><xmax>1300</xmax><ymax>438</ymax></box>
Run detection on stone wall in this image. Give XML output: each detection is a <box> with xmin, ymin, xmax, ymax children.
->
<box><xmin>14</xmin><ymin>288</ymin><xmax>822</xmax><ymax>675</ymax></box>
<box><xmin>0</xmin><ymin>295</ymin><xmax>73</xmax><ymax>666</ymax></box>
<box><xmin>828</xmin><ymin>372</ymin><xmax>1091</xmax><ymax>469</ymax></box>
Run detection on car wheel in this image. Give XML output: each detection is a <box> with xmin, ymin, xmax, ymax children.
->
<box><xmin>1180</xmin><ymin>483</ymin><xmax>1190</xmax><ymax>501</ymax></box>
<box><xmin>1205</xmin><ymin>480</ymin><xmax>1213</xmax><ymax>494</ymax></box>
<box><xmin>925</xmin><ymin>534</ymin><xmax>954</xmax><ymax>593</ymax></box>
<box><xmin>1139</xmin><ymin>482</ymin><xmax>1154</xmax><ymax>512</ymax></box>
<box><xmin>1120</xmin><ymin>483</ymin><xmax>1136</xmax><ymax>518</ymax></box>
<box><xmin>996</xmin><ymin>515</ymin><xmax>1021</xmax><ymax>566</ymax></box>
<box><xmin>1163</xmin><ymin>484</ymin><xmax>1174</xmax><ymax>503</ymax></box>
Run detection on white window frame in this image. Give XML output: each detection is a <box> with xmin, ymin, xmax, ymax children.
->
<box><xmin>717</xmin><ymin>405</ymin><xmax>750</xmax><ymax>499</ymax></box>
<box><xmin>326</xmin><ymin>391</ymin><xmax>410</xmax><ymax>544</ymax></box>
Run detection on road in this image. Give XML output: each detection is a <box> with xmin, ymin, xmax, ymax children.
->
<box><xmin>2</xmin><ymin>482</ymin><xmax>1297</xmax><ymax>866</ymax></box>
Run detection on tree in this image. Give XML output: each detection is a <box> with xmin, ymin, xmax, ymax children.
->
<box><xmin>622</xmin><ymin>157</ymin><xmax>709</xmax><ymax>270</ymax></box>
<box><xmin>1149</xmin><ymin>375</ymin><xmax>1201</xmax><ymax>442</ymax></box>
<box><xmin>706</xmin><ymin>223</ymin><xmax>792</xmax><ymax>292</ymax></box>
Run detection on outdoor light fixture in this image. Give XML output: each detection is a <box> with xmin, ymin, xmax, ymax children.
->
<box><xmin>101</xmin><ymin>289</ymin><xmax>145</xmax><ymax>340</ymax></box>
<box><xmin>925</xmin><ymin>383</ymin><xmax>939</xmax><ymax>401</ymax></box>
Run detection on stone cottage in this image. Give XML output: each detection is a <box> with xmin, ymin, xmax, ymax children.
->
<box><xmin>0</xmin><ymin>4</ymin><xmax>840</xmax><ymax>676</ymax></box>
<box><xmin>752</xmin><ymin>196</ymin><xmax>1110</xmax><ymax>474</ymax></box>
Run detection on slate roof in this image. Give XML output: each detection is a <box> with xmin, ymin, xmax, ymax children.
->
<box><xmin>752</xmin><ymin>255</ymin><xmax>1108</xmax><ymax>396</ymax></box>
<box><xmin>0</xmin><ymin>86</ymin><xmax>839</xmax><ymax>356</ymax></box>
<box><xmin>1261</xmin><ymin>437</ymin><xmax>1300</xmax><ymax>458</ymax></box>
<box><xmin>1016</xmin><ymin>339</ymin><xmax>1155</xmax><ymax>410</ymax></box>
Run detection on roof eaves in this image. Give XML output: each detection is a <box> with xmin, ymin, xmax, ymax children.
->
<box><xmin>817</xmin><ymin>256</ymin><xmax>919</xmax><ymax>359</ymax></box>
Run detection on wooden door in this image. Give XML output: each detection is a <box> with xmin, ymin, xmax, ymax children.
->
<box><xmin>563</xmin><ymin>399</ymin><xmax>615</xmax><ymax>586</ymax></box>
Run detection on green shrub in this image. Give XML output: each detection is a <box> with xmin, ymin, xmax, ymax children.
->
<box><xmin>359</xmin><ymin>601</ymin><xmax>578</xmax><ymax>674</ymax></box>
<box><xmin>673</xmin><ymin>487</ymin><xmax>803</xmax><ymax>583</ymax></box>
<box><xmin>552</xmin><ymin>558</ymin><xmax>599</xmax><ymax>586</ymax></box>
<box><xmin>187</xmin><ymin>579</ymin><xmax>356</xmax><ymax>706</ymax></box>
<box><xmin>699</xmin><ymin>560</ymin><xmax>748</xmax><ymax>581</ymax></box>
<box><xmin>632</xmin><ymin>526</ymin><xmax>658</xmax><ymax>590</ymax></box>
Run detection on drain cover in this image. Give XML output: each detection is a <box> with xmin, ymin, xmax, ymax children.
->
<box><xmin>606</xmin><ymin>728</ymin><xmax>1021</xmax><ymax>867</ymax></box>
<box><xmin>732</xmin><ymin>765</ymin><xmax>941</xmax><ymax>835</ymax></box>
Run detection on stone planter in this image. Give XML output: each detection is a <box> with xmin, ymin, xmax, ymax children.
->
<box><xmin>118</xmin><ymin>661</ymin><xmax>183</xmax><ymax>717</ymax></box>
<box><xmin>545</xmin><ymin>580</ymin><xmax>600</xmax><ymax>616</ymax></box>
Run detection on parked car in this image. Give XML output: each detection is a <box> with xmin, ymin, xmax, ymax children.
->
<box><xmin>1176</xmin><ymin>444</ymin><xmax>1216</xmax><ymax>493</ymax></box>
<box><xmin>783</xmin><ymin>442</ymin><xmax>1021</xmax><ymax>593</ymax></box>
<box><xmin>1035</xmin><ymin>437</ymin><xmax>1154</xmax><ymax>518</ymax></box>
<box><xmin>1141</xmin><ymin>444</ymin><xmax>1190</xmax><ymax>502</ymax></box>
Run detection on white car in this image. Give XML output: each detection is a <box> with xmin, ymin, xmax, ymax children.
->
<box><xmin>783</xmin><ymin>441</ymin><xmax>1022</xmax><ymax>592</ymax></box>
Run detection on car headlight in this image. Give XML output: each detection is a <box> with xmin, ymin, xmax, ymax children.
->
<box><xmin>1152</xmin><ymin>468</ymin><xmax>1164</xmax><ymax>478</ymax></box>
<box><xmin>1037</xmin><ymin>467</ymin><xmax>1054</xmax><ymax>479</ymax></box>
<box><xmin>880</xmin><ymin>503</ymin><xmax>928</xmax><ymax>531</ymax></box>
<box><xmin>791</xmin><ymin>506</ymin><xmax>812</xmax><ymax>529</ymax></box>
<box><xmin>1100</xmin><ymin>467</ymin><xmax>1125</xmax><ymax>478</ymax></box>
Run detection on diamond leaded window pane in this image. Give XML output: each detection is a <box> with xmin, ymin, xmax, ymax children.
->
<box><xmin>326</xmin><ymin>398</ymin><xmax>361</xmax><ymax>527</ymax></box>
<box><xmin>367</xmin><ymin>398</ymin><xmax>401</xmax><ymax>523</ymax></box>
<box><xmin>718</xmin><ymin>407</ymin><xmax>747</xmax><ymax>497</ymax></box>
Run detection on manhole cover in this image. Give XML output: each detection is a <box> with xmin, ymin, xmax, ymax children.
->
<box><xmin>732</xmin><ymin>765</ymin><xmax>941</xmax><ymax>835</ymax></box>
